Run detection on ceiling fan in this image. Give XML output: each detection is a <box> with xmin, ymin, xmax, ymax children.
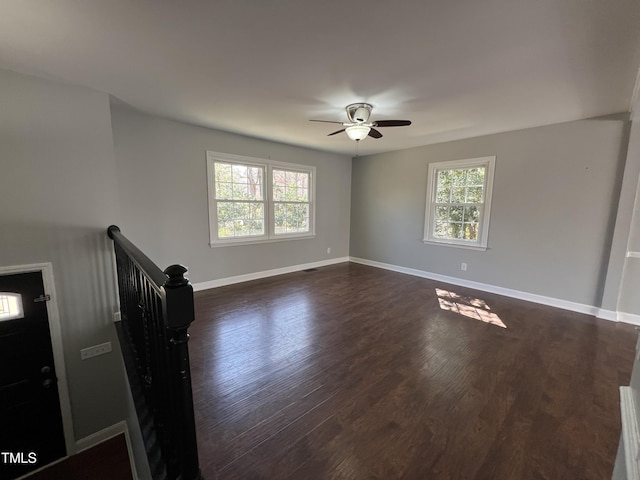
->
<box><xmin>310</xmin><ymin>103</ymin><xmax>411</xmax><ymax>141</ymax></box>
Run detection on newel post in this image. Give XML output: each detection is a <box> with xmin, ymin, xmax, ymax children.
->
<box><xmin>163</xmin><ymin>264</ymin><xmax>202</xmax><ymax>480</ymax></box>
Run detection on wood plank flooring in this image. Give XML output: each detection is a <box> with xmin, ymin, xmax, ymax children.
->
<box><xmin>25</xmin><ymin>433</ymin><xmax>132</xmax><ymax>480</ymax></box>
<box><xmin>190</xmin><ymin>262</ymin><xmax>636</xmax><ymax>479</ymax></box>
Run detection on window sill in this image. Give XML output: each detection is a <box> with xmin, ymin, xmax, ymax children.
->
<box><xmin>210</xmin><ymin>234</ymin><xmax>315</xmax><ymax>248</ymax></box>
<box><xmin>422</xmin><ymin>239</ymin><xmax>488</xmax><ymax>251</ymax></box>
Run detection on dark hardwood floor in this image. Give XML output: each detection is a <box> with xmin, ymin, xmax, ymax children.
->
<box><xmin>190</xmin><ymin>262</ymin><xmax>636</xmax><ymax>480</ymax></box>
<box><xmin>25</xmin><ymin>433</ymin><xmax>132</xmax><ymax>480</ymax></box>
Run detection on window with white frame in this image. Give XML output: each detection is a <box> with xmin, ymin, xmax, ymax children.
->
<box><xmin>272</xmin><ymin>168</ymin><xmax>311</xmax><ymax>235</ymax></box>
<box><xmin>423</xmin><ymin>156</ymin><xmax>495</xmax><ymax>250</ymax></box>
<box><xmin>207</xmin><ymin>152</ymin><xmax>315</xmax><ymax>245</ymax></box>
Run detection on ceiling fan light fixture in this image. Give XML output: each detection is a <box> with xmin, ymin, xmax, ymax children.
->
<box><xmin>345</xmin><ymin>125</ymin><xmax>370</xmax><ymax>141</ymax></box>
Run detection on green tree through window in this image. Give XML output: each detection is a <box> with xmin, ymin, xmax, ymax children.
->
<box><xmin>423</xmin><ymin>156</ymin><xmax>495</xmax><ymax>250</ymax></box>
<box><xmin>214</xmin><ymin>162</ymin><xmax>265</xmax><ymax>238</ymax></box>
<box><xmin>273</xmin><ymin>169</ymin><xmax>310</xmax><ymax>235</ymax></box>
<box><xmin>433</xmin><ymin>167</ymin><xmax>484</xmax><ymax>241</ymax></box>
<box><xmin>207</xmin><ymin>152</ymin><xmax>315</xmax><ymax>245</ymax></box>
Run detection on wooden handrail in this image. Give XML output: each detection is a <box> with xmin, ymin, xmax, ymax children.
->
<box><xmin>107</xmin><ymin>225</ymin><xmax>167</xmax><ymax>290</ymax></box>
<box><xmin>107</xmin><ymin>225</ymin><xmax>202</xmax><ymax>480</ymax></box>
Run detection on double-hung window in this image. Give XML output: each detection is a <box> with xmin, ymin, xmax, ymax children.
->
<box><xmin>423</xmin><ymin>156</ymin><xmax>495</xmax><ymax>250</ymax></box>
<box><xmin>207</xmin><ymin>152</ymin><xmax>315</xmax><ymax>246</ymax></box>
<box><xmin>272</xmin><ymin>168</ymin><xmax>311</xmax><ymax>235</ymax></box>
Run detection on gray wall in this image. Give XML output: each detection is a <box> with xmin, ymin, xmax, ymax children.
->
<box><xmin>350</xmin><ymin>116</ymin><xmax>629</xmax><ymax>307</ymax></box>
<box><xmin>0</xmin><ymin>69</ymin><xmax>127</xmax><ymax>439</ymax></box>
<box><xmin>110</xmin><ymin>105</ymin><xmax>352</xmax><ymax>284</ymax></box>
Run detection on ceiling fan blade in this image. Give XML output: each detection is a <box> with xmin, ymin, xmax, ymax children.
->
<box><xmin>328</xmin><ymin>129</ymin><xmax>346</xmax><ymax>136</ymax></box>
<box><xmin>310</xmin><ymin>119</ymin><xmax>344</xmax><ymax>124</ymax></box>
<box><xmin>368</xmin><ymin>128</ymin><xmax>383</xmax><ymax>139</ymax></box>
<box><xmin>374</xmin><ymin>120</ymin><xmax>412</xmax><ymax>127</ymax></box>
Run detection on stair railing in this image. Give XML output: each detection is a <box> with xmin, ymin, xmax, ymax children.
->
<box><xmin>107</xmin><ymin>225</ymin><xmax>202</xmax><ymax>480</ymax></box>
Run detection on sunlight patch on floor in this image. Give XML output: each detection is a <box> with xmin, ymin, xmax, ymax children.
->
<box><xmin>436</xmin><ymin>288</ymin><xmax>507</xmax><ymax>328</ymax></box>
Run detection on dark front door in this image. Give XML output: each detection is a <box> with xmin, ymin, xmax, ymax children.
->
<box><xmin>0</xmin><ymin>271</ymin><xmax>66</xmax><ymax>479</ymax></box>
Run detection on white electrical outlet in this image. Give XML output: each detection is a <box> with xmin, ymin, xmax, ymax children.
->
<box><xmin>461</xmin><ymin>262</ymin><xmax>467</xmax><ymax>271</ymax></box>
<box><xmin>81</xmin><ymin>342</ymin><xmax>112</xmax><ymax>360</ymax></box>
<box><xmin>327</xmin><ymin>247</ymin><xmax>331</xmax><ymax>254</ymax></box>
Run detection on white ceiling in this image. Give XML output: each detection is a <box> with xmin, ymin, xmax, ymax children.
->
<box><xmin>1</xmin><ymin>0</ymin><xmax>639</xmax><ymax>156</ymax></box>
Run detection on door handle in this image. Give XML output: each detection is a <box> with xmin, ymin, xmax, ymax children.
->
<box><xmin>42</xmin><ymin>378</ymin><xmax>53</xmax><ymax>389</ymax></box>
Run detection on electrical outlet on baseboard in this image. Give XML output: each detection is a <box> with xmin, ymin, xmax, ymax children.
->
<box><xmin>461</xmin><ymin>262</ymin><xmax>468</xmax><ymax>271</ymax></box>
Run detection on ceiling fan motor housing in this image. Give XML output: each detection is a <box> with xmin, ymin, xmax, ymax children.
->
<box><xmin>346</xmin><ymin>103</ymin><xmax>373</xmax><ymax>124</ymax></box>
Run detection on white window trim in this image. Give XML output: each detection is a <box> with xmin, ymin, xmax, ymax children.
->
<box><xmin>423</xmin><ymin>156</ymin><xmax>496</xmax><ymax>251</ymax></box>
<box><xmin>207</xmin><ymin>151</ymin><xmax>316</xmax><ymax>247</ymax></box>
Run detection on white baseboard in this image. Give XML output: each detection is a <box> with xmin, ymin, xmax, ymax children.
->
<box><xmin>190</xmin><ymin>254</ymin><xmax>640</xmax><ymax>326</ymax></box>
<box><xmin>597</xmin><ymin>309</ymin><xmax>618</xmax><ymax>322</ymax></box>
<box><xmin>76</xmin><ymin>421</ymin><xmax>138</xmax><ymax>479</ymax></box>
<box><xmin>192</xmin><ymin>257</ymin><xmax>350</xmax><ymax>291</ymax></box>
<box><xmin>618</xmin><ymin>312</ymin><xmax>640</xmax><ymax>327</ymax></box>
<box><xmin>75</xmin><ymin>421</ymin><xmax>126</xmax><ymax>452</ymax></box>
<box><xmin>349</xmin><ymin>256</ymin><xmax>632</xmax><ymax>322</ymax></box>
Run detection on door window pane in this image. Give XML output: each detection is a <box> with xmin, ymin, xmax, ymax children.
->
<box><xmin>0</xmin><ymin>293</ymin><xmax>24</xmax><ymax>321</ymax></box>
